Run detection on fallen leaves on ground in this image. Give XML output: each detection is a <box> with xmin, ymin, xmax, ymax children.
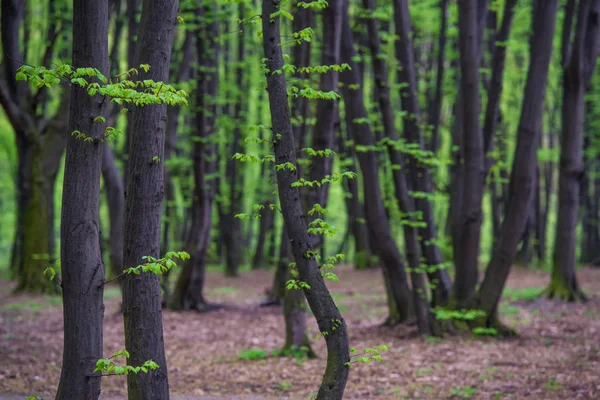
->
<box><xmin>1</xmin><ymin>266</ymin><xmax>599</xmax><ymax>399</ymax></box>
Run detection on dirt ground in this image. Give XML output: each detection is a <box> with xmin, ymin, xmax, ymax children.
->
<box><xmin>1</xmin><ymin>265</ymin><xmax>599</xmax><ymax>399</ymax></box>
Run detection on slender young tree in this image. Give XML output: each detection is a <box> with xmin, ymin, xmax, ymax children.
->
<box><xmin>393</xmin><ymin>0</ymin><xmax>452</xmax><ymax>307</ymax></box>
<box><xmin>364</xmin><ymin>0</ymin><xmax>431</xmax><ymax>334</ymax></box>
<box><xmin>171</xmin><ymin>2</ymin><xmax>220</xmax><ymax>311</ymax></box>
<box><xmin>339</xmin><ymin>0</ymin><xmax>413</xmax><ymax>323</ymax></box>
<box><xmin>452</xmin><ymin>0</ymin><xmax>484</xmax><ymax>308</ymax></box>
<box><xmin>262</xmin><ymin>1</ymin><xmax>350</xmax><ymax>397</ymax></box>
<box><xmin>121</xmin><ymin>0</ymin><xmax>178</xmax><ymax>398</ymax></box>
<box><xmin>56</xmin><ymin>0</ymin><xmax>108</xmax><ymax>398</ymax></box>
<box><xmin>475</xmin><ymin>0</ymin><xmax>559</xmax><ymax>330</ymax></box>
<box><xmin>548</xmin><ymin>0</ymin><xmax>600</xmax><ymax>301</ymax></box>
<box><xmin>483</xmin><ymin>0</ymin><xmax>518</xmax><ymax>247</ymax></box>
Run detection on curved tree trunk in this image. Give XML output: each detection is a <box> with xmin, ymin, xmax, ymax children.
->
<box><xmin>476</xmin><ymin>0</ymin><xmax>559</xmax><ymax>330</ymax></box>
<box><xmin>339</xmin><ymin>1</ymin><xmax>413</xmax><ymax>323</ymax></box>
<box><xmin>262</xmin><ymin>2</ymin><xmax>350</xmax><ymax>397</ymax></box>
<box><xmin>364</xmin><ymin>0</ymin><xmax>431</xmax><ymax>334</ymax></box>
<box><xmin>393</xmin><ymin>0</ymin><xmax>453</xmax><ymax>307</ymax></box>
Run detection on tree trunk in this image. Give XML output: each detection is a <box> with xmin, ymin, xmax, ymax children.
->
<box><xmin>262</xmin><ymin>2</ymin><xmax>350</xmax><ymax>397</ymax></box>
<box><xmin>171</xmin><ymin>3</ymin><xmax>219</xmax><ymax>312</ymax></box>
<box><xmin>1</xmin><ymin>0</ymin><xmax>67</xmax><ymax>294</ymax></box>
<box><xmin>428</xmin><ymin>0</ymin><xmax>448</xmax><ymax>154</ymax></box>
<box><xmin>122</xmin><ymin>1</ymin><xmax>178</xmax><ymax>398</ymax></box>
<box><xmin>102</xmin><ymin>144</ymin><xmax>124</xmax><ymax>281</ymax></box>
<box><xmin>336</xmin><ymin>121</ymin><xmax>375</xmax><ymax>269</ymax></box>
<box><xmin>365</xmin><ymin>0</ymin><xmax>431</xmax><ymax>334</ymax></box>
<box><xmin>476</xmin><ymin>0</ymin><xmax>559</xmax><ymax>328</ymax></box>
<box><xmin>252</xmin><ymin>199</ymin><xmax>275</xmax><ymax>269</ymax></box>
<box><xmin>223</xmin><ymin>3</ymin><xmax>247</xmax><ymax>277</ymax></box>
<box><xmin>161</xmin><ymin>31</ymin><xmax>193</xmax><ymax>306</ymax></box>
<box><xmin>548</xmin><ymin>0</ymin><xmax>600</xmax><ymax>301</ymax></box>
<box><xmin>55</xmin><ymin>0</ymin><xmax>108</xmax><ymax>397</ymax></box>
<box><xmin>452</xmin><ymin>0</ymin><xmax>485</xmax><ymax>308</ymax></box>
<box><xmin>393</xmin><ymin>0</ymin><xmax>452</xmax><ymax>308</ymax></box>
<box><xmin>339</xmin><ymin>2</ymin><xmax>412</xmax><ymax>323</ymax></box>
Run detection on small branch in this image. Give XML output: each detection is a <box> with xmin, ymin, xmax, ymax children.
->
<box><xmin>102</xmin><ymin>272</ymin><xmax>125</xmax><ymax>287</ymax></box>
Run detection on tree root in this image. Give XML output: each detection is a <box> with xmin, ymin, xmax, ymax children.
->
<box><xmin>543</xmin><ymin>285</ymin><xmax>588</xmax><ymax>302</ymax></box>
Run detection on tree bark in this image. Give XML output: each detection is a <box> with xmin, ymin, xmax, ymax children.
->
<box><xmin>55</xmin><ymin>0</ymin><xmax>108</xmax><ymax>397</ymax></box>
<box><xmin>336</xmin><ymin>120</ymin><xmax>375</xmax><ymax>269</ymax></box>
<box><xmin>452</xmin><ymin>0</ymin><xmax>485</xmax><ymax>308</ymax></box>
<box><xmin>171</xmin><ymin>3</ymin><xmax>219</xmax><ymax>312</ymax></box>
<box><xmin>161</xmin><ymin>30</ymin><xmax>194</xmax><ymax>306</ymax></box>
<box><xmin>223</xmin><ymin>2</ymin><xmax>247</xmax><ymax>277</ymax></box>
<box><xmin>339</xmin><ymin>1</ymin><xmax>412</xmax><ymax>323</ymax></box>
<box><xmin>122</xmin><ymin>0</ymin><xmax>178</xmax><ymax>398</ymax></box>
<box><xmin>102</xmin><ymin>144</ymin><xmax>124</xmax><ymax>281</ymax></box>
<box><xmin>548</xmin><ymin>0</ymin><xmax>600</xmax><ymax>301</ymax></box>
<box><xmin>476</xmin><ymin>0</ymin><xmax>559</xmax><ymax>328</ymax></box>
<box><xmin>1</xmin><ymin>0</ymin><xmax>67</xmax><ymax>294</ymax></box>
<box><xmin>262</xmin><ymin>2</ymin><xmax>350</xmax><ymax>397</ymax></box>
<box><xmin>365</xmin><ymin>0</ymin><xmax>431</xmax><ymax>334</ymax></box>
<box><xmin>393</xmin><ymin>0</ymin><xmax>453</xmax><ymax>307</ymax></box>
<box><xmin>428</xmin><ymin>0</ymin><xmax>448</xmax><ymax>154</ymax></box>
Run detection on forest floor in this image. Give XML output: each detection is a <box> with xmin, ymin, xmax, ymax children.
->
<box><xmin>0</xmin><ymin>265</ymin><xmax>599</xmax><ymax>400</ymax></box>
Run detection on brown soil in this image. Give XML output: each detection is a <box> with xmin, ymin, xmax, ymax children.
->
<box><xmin>1</xmin><ymin>266</ymin><xmax>599</xmax><ymax>399</ymax></box>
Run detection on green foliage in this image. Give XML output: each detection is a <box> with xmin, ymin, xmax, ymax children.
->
<box><xmin>307</xmin><ymin>219</ymin><xmax>337</xmax><ymax>237</ymax></box>
<box><xmin>290</xmin><ymin>171</ymin><xmax>357</xmax><ymax>188</ymax></box>
<box><xmin>345</xmin><ymin>344</ymin><xmax>389</xmax><ymax>367</ymax></box>
<box><xmin>16</xmin><ymin>63</ymin><xmax>189</xmax><ymax>107</ymax></box>
<box><xmin>123</xmin><ymin>251</ymin><xmax>190</xmax><ymax>276</ymax></box>
<box><xmin>543</xmin><ymin>377</ymin><xmax>564</xmax><ymax>391</ymax></box>
<box><xmin>472</xmin><ymin>327</ymin><xmax>499</xmax><ymax>337</ymax></box>
<box><xmin>432</xmin><ymin>307</ymin><xmax>485</xmax><ymax>321</ymax></box>
<box><xmin>450</xmin><ymin>386</ymin><xmax>478</xmax><ymax>399</ymax></box>
<box><xmin>285</xmin><ymin>279</ymin><xmax>311</xmax><ymax>290</ymax></box>
<box><xmin>238</xmin><ymin>348</ymin><xmax>269</xmax><ymax>361</ymax></box>
<box><xmin>94</xmin><ymin>349</ymin><xmax>159</xmax><ymax>376</ymax></box>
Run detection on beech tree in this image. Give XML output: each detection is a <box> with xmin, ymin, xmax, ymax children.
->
<box><xmin>339</xmin><ymin>0</ymin><xmax>413</xmax><ymax>323</ymax></box>
<box><xmin>171</xmin><ymin>2</ymin><xmax>220</xmax><ymax>312</ymax></box>
<box><xmin>262</xmin><ymin>0</ymin><xmax>350</xmax><ymax>397</ymax></box>
<box><xmin>56</xmin><ymin>0</ymin><xmax>109</xmax><ymax>397</ymax></box>
<box><xmin>476</xmin><ymin>0</ymin><xmax>559</xmax><ymax>331</ymax></box>
<box><xmin>548</xmin><ymin>0</ymin><xmax>600</xmax><ymax>301</ymax></box>
<box><xmin>0</xmin><ymin>0</ymin><xmax>68</xmax><ymax>293</ymax></box>
<box><xmin>121</xmin><ymin>0</ymin><xmax>178</xmax><ymax>397</ymax></box>
<box><xmin>452</xmin><ymin>0</ymin><xmax>485</xmax><ymax>308</ymax></box>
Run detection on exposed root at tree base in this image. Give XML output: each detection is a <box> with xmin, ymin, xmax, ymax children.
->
<box><xmin>543</xmin><ymin>286</ymin><xmax>588</xmax><ymax>302</ymax></box>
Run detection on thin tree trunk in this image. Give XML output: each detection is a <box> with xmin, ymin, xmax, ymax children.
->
<box><xmin>122</xmin><ymin>1</ymin><xmax>178</xmax><ymax>398</ymax></box>
<box><xmin>549</xmin><ymin>0</ymin><xmax>600</xmax><ymax>301</ymax></box>
<box><xmin>224</xmin><ymin>3</ymin><xmax>247</xmax><ymax>277</ymax></box>
<box><xmin>339</xmin><ymin>2</ymin><xmax>413</xmax><ymax>323</ymax></box>
<box><xmin>161</xmin><ymin>31</ymin><xmax>194</xmax><ymax>306</ymax></box>
<box><xmin>452</xmin><ymin>0</ymin><xmax>485</xmax><ymax>308</ymax></box>
<box><xmin>365</xmin><ymin>0</ymin><xmax>431</xmax><ymax>334</ymax></box>
<box><xmin>102</xmin><ymin>144</ymin><xmax>124</xmax><ymax>281</ymax></box>
<box><xmin>476</xmin><ymin>0</ymin><xmax>559</xmax><ymax>331</ymax></box>
<box><xmin>393</xmin><ymin>0</ymin><xmax>453</xmax><ymax>308</ymax></box>
<box><xmin>262</xmin><ymin>2</ymin><xmax>350</xmax><ymax>397</ymax></box>
<box><xmin>428</xmin><ymin>0</ymin><xmax>448</xmax><ymax>154</ymax></box>
<box><xmin>336</xmin><ymin>120</ymin><xmax>375</xmax><ymax>269</ymax></box>
<box><xmin>171</xmin><ymin>3</ymin><xmax>219</xmax><ymax>312</ymax></box>
<box><xmin>56</xmin><ymin>0</ymin><xmax>108</xmax><ymax>397</ymax></box>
